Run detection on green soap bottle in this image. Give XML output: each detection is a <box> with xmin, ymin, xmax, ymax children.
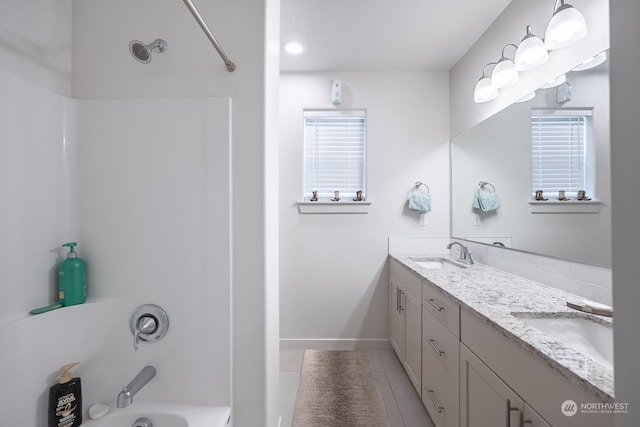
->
<box><xmin>58</xmin><ymin>242</ymin><xmax>87</xmax><ymax>306</ymax></box>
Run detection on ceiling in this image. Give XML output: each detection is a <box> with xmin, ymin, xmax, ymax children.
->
<box><xmin>280</xmin><ymin>0</ymin><xmax>513</xmax><ymax>72</ymax></box>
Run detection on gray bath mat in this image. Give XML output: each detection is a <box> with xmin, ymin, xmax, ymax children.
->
<box><xmin>292</xmin><ymin>350</ymin><xmax>390</xmax><ymax>427</ymax></box>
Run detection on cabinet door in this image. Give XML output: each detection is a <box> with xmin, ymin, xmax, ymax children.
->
<box><xmin>460</xmin><ymin>344</ymin><xmax>523</xmax><ymax>427</ymax></box>
<box><xmin>389</xmin><ymin>280</ymin><xmax>404</xmax><ymax>360</ymax></box>
<box><xmin>403</xmin><ymin>289</ymin><xmax>422</xmax><ymax>394</ymax></box>
<box><xmin>523</xmin><ymin>402</ymin><xmax>551</xmax><ymax>427</ymax></box>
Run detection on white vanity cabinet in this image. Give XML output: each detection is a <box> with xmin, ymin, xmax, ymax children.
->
<box><xmin>461</xmin><ymin>309</ymin><xmax>613</xmax><ymax>427</ymax></box>
<box><xmin>460</xmin><ymin>344</ymin><xmax>550</xmax><ymax>427</ymax></box>
<box><xmin>421</xmin><ymin>282</ymin><xmax>460</xmax><ymax>427</ymax></box>
<box><xmin>389</xmin><ymin>256</ymin><xmax>613</xmax><ymax>427</ymax></box>
<box><xmin>389</xmin><ymin>259</ymin><xmax>422</xmax><ymax>393</ymax></box>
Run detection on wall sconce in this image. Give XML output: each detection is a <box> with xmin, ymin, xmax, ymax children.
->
<box><xmin>515</xmin><ymin>26</ymin><xmax>549</xmax><ymax>71</ymax></box>
<box><xmin>472</xmin><ymin>1</ymin><xmax>591</xmax><ymax>105</ymax></box>
<box><xmin>544</xmin><ymin>0</ymin><xmax>588</xmax><ymax>50</ymax></box>
<box><xmin>474</xmin><ymin>62</ymin><xmax>499</xmax><ymax>103</ymax></box>
<box><xmin>491</xmin><ymin>44</ymin><xmax>519</xmax><ymax>88</ymax></box>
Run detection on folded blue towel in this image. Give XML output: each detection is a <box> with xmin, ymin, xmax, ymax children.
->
<box><xmin>473</xmin><ymin>190</ymin><xmax>501</xmax><ymax>212</ymax></box>
<box><xmin>408</xmin><ymin>192</ymin><xmax>432</xmax><ymax>212</ymax></box>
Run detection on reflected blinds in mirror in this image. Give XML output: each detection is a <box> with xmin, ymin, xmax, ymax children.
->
<box><xmin>531</xmin><ymin>109</ymin><xmax>593</xmax><ymax>198</ymax></box>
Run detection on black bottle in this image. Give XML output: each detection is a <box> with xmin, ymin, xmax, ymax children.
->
<box><xmin>48</xmin><ymin>363</ymin><xmax>82</xmax><ymax>427</ymax></box>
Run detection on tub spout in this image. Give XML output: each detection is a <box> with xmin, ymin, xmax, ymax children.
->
<box><xmin>117</xmin><ymin>366</ymin><xmax>156</xmax><ymax>408</ymax></box>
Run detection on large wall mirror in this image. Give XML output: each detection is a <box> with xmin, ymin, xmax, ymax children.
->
<box><xmin>451</xmin><ymin>53</ymin><xmax>611</xmax><ymax>268</ymax></box>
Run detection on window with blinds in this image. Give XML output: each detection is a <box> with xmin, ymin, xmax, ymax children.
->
<box><xmin>531</xmin><ymin>109</ymin><xmax>593</xmax><ymax>198</ymax></box>
<box><xmin>303</xmin><ymin>110</ymin><xmax>366</xmax><ymax>200</ymax></box>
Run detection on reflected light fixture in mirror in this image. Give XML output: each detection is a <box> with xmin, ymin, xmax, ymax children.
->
<box><xmin>544</xmin><ymin>0</ymin><xmax>588</xmax><ymax>50</ymax></box>
<box><xmin>572</xmin><ymin>51</ymin><xmax>607</xmax><ymax>71</ymax></box>
<box><xmin>491</xmin><ymin>44</ymin><xmax>519</xmax><ymax>88</ymax></box>
<box><xmin>516</xmin><ymin>91</ymin><xmax>536</xmax><ymax>103</ymax></box>
<box><xmin>474</xmin><ymin>62</ymin><xmax>499</xmax><ymax>103</ymax></box>
<box><xmin>540</xmin><ymin>73</ymin><xmax>567</xmax><ymax>89</ymax></box>
<box><xmin>515</xmin><ymin>26</ymin><xmax>549</xmax><ymax>71</ymax></box>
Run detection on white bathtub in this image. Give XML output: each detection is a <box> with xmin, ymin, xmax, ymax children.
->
<box><xmin>82</xmin><ymin>404</ymin><xmax>231</xmax><ymax>427</ymax></box>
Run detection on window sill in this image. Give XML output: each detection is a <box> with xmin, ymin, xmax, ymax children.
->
<box><xmin>528</xmin><ymin>200</ymin><xmax>602</xmax><ymax>213</ymax></box>
<box><xmin>297</xmin><ymin>200</ymin><xmax>372</xmax><ymax>214</ymax></box>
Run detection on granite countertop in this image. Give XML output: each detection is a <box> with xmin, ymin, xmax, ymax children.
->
<box><xmin>390</xmin><ymin>254</ymin><xmax>614</xmax><ymax>402</ymax></box>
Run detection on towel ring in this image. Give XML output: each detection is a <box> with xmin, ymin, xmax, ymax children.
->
<box><xmin>413</xmin><ymin>181</ymin><xmax>430</xmax><ymax>193</ymax></box>
<box><xmin>478</xmin><ymin>181</ymin><xmax>496</xmax><ymax>192</ymax></box>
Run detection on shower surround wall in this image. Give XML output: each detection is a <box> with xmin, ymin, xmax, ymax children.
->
<box><xmin>0</xmin><ymin>68</ymin><xmax>231</xmax><ymax>425</ymax></box>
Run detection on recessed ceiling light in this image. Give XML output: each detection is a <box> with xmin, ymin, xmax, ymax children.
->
<box><xmin>283</xmin><ymin>41</ymin><xmax>305</xmax><ymax>55</ymax></box>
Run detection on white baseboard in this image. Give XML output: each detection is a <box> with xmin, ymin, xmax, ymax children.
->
<box><xmin>280</xmin><ymin>338</ymin><xmax>391</xmax><ymax>350</ymax></box>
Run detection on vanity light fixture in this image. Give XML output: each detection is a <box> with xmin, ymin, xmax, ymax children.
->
<box><xmin>474</xmin><ymin>63</ymin><xmax>499</xmax><ymax>103</ymax></box>
<box><xmin>515</xmin><ymin>26</ymin><xmax>549</xmax><ymax>71</ymax></box>
<box><xmin>283</xmin><ymin>41</ymin><xmax>305</xmax><ymax>55</ymax></box>
<box><xmin>572</xmin><ymin>50</ymin><xmax>607</xmax><ymax>71</ymax></box>
<box><xmin>491</xmin><ymin>44</ymin><xmax>519</xmax><ymax>88</ymax></box>
<box><xmin>544</xmin><ymin>0</ymin><xmax>588</xmax><ymax>50</ymax></box>
<box><xmin>540</xmin><ymin>74</ymin><xmax>567</xmax><ymax>89</ymax></box>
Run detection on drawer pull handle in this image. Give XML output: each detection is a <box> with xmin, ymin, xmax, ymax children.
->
<box><xmin>426</xmin><ymin>298</ymin><xmax>444</xmax><ymax>312</ymax></box>
<box><xmin>505</xmin><ymin>399</ymin><xmax>520</xmax><ymax>427</ymax></box>
<box><xmin>427</xmin><ymin>390</ymin><xmax>444</xmax><ymax>414</ymax></box>
<box><xmin>426</xmin><ymin>338</ymin><xmax>444</xmax><ymax>357</ymax></box>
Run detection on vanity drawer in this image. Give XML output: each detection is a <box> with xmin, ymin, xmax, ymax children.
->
<box><xmin>423</xmin><ymin>281</ymin><xmax>460</xmax><ymax>337</ymax></box>
<box><xmin>422</xmin><ymin>307</ymin><xmax>459</xmax><ymax>427</ymax></box>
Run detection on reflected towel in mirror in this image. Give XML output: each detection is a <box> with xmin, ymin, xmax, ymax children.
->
<box><xmin>473</xmin><ymin>183</ymin><xmax>501</xmax><ymax>212</ymax></box>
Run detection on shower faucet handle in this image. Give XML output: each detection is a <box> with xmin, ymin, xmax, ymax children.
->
<box><xmin>133</xmin><ymin>316</ymin><xmax>157</xmax><ymax>351</ymax></box>
<box><xmin>129</xmin><ymin>304</ymin><xmax>169</xmax><ymax>352</ymax></box>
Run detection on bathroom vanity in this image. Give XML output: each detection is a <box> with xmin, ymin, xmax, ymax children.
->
<box><xmin>389</xmin><ymin>255</ymin><xmax>614</xmax><ymax>427</ymax></box>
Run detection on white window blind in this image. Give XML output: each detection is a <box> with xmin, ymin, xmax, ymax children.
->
<box><xmin>303</xmin><ymin>110</ymin><xmax>366</xmax><ymax>199</ymax></box>
<box><xmin>531</xmin><ymin>109</ymin><xmax>592</xmax><ymax>198</ymax></box>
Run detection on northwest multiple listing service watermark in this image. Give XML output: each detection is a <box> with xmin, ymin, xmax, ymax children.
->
<box><xmin>561</xmin><ymin>400</ymin><xmax>629</xmax><ymax>416</ymax></box>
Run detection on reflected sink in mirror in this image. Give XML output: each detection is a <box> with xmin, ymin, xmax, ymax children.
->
<box><xmin>512</xmin><ymin>313</ymin><xmax>613</xmax><ymax>371</ymax></box>
<box><xmin>409</xmin><ymin>257</ymin><xmax>467</xmax><ymax>271</ymax></box>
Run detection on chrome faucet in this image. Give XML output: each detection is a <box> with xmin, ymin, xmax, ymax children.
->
<box><xmin>117</xmin><ymin>366</ymin><xmax>156</xmax><ymax>408</ymax></box>
<box><xmin>446</xmin><ymin>242</ymin><xmax>474</xmax><ymax>265</ymax></box>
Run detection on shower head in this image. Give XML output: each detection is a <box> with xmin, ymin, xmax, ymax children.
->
<box><xmin>129</xmin><ymin>39</ymin><xmax>167</xmax><ymax>64</ymax></box>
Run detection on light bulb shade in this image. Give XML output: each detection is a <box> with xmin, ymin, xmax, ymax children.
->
<box><xmin>515</xmin><ymin>34</ymin><xmax>549</xmax><ymax>71</ymax></box>
<box><xmin>544</xmin><ymin>4</ymin><xmax>588</xmax><ymax>50</ymax></box>
<box><xmin>474</xmin><ymin>77</ymin><xmax>498</xmax><ymax>103</ymax></box>
<box><xmin>491</xmin><ymin>59</ymin><xmax>519</xmax><ymax>88</ymax></box>
<box><xmin>540</xmin><ymin>74</ymin><xmax>567</xmax><ymax>89</ymax></box>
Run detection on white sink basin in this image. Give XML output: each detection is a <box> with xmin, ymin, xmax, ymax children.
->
<box><xmin>416</xmin><ymin>260</ymin><xmax>446</xmax><ymax>269</ymax></box>
<box><xmin>409</xmin><ymin>257</ymin><xmax>466</xmax><ymax>271</ymax></box>
<box><xmin>514</xmin><ymin>314</ymin><xmax>613</xmax><ymax>371</ymax></box>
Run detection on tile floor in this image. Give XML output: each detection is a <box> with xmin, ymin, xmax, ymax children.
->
<box><xmin>280</xmin><ymin>348</ymin><xmax>435</xmax><ymax>427</ymax></box>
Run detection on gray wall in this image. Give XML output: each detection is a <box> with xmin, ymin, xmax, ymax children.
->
<box><xmin>610</xmin><ymin>1</ymin><xmax>640</xmax><ymax>425</ymax></box>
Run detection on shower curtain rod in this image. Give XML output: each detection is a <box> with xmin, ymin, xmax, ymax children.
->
<box><xmin>182</xmin><ymin>0</ymin><xmax>236</xmax><ymax>72</ymax></box>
